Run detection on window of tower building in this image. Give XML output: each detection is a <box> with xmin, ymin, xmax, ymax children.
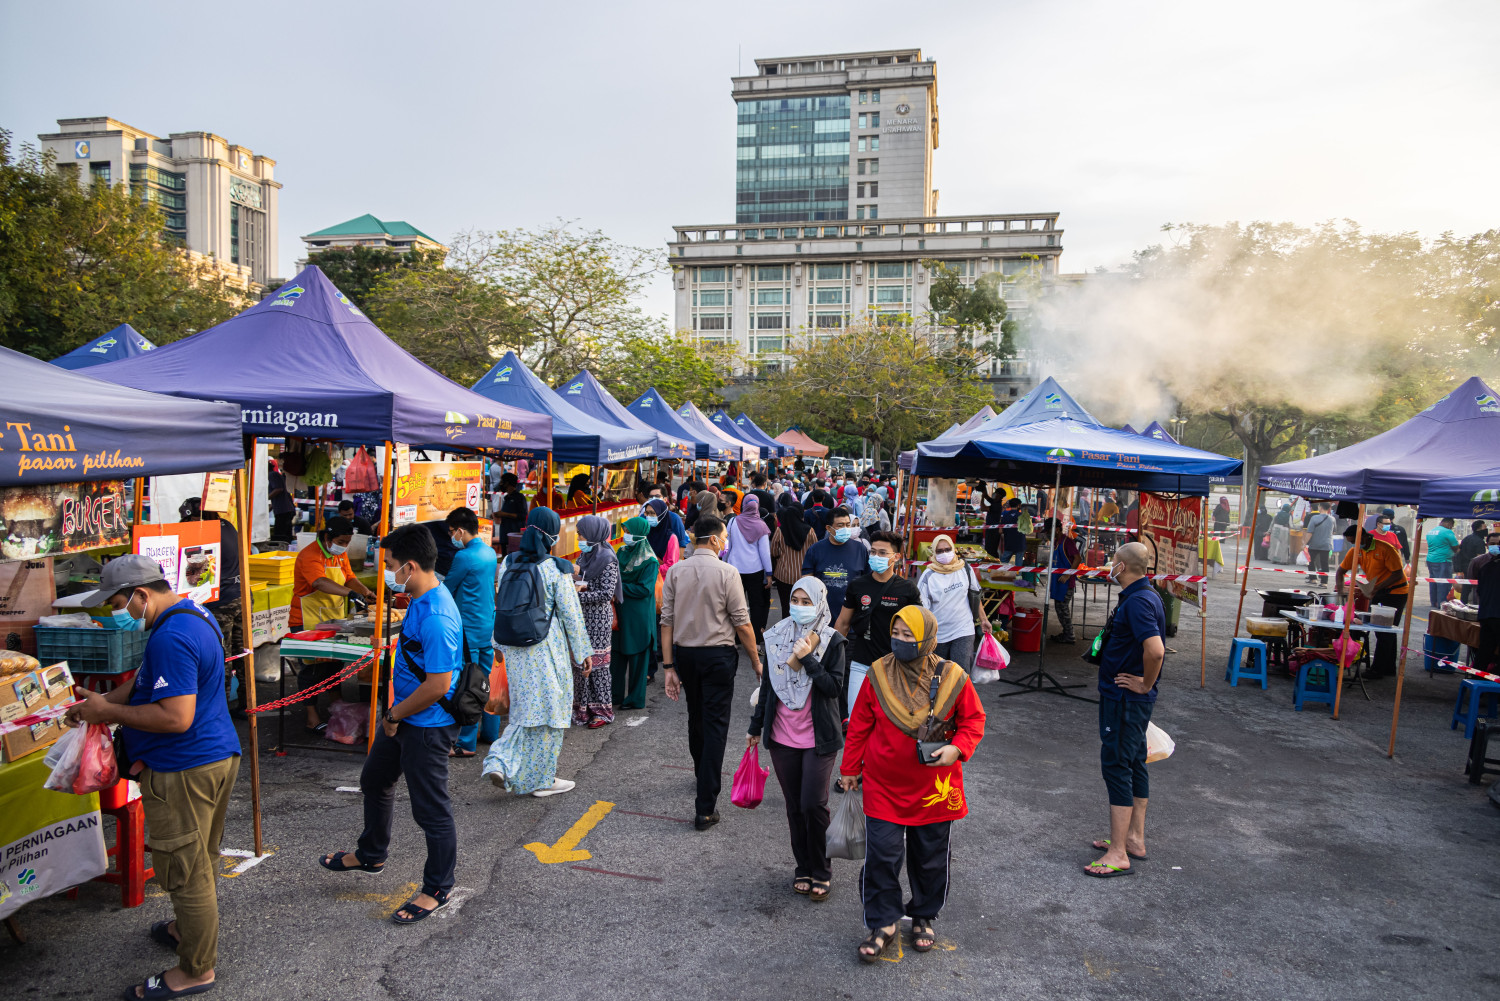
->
<box><xmin>815</xmin><ymin>263</ymin><xmax>847</xmax><ymax>280</ymax></box>
<box><xmin>736</xmin><ymin>95</ymin><xmax>851</xmax><ymax>223</ymax></box>
<box><xmin>88</xmin><ymin>161</ymin><xmax>111</xmax><ymax>186</ymax></box>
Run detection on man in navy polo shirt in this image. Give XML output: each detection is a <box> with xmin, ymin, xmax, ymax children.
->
<box><xmin>68</xmin><ymin>553</ymin><xmax>241</xmax><ymax>999</ymax></box>
<box><xmin>320</xmin><ymin>523</ymin><xmax>462</xmax><ymax>924</ymax></box>
<box><xmin>1085</xmin><ymin>541</ymin><xmax>1165</xmax><ymax>879</ymax></box>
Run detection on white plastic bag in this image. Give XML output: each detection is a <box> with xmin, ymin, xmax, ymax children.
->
<box><xmin>1145</xmin><ymin>721</ymin><xmax>1175</xmax><ymax>763</ymax></box>
<box><xmin>826</xmin><ymin>787</ymin><xmax>866</xmax><ymax>860</ymax></box>
<box><xmin>43</xmin><ymin>725</ymin><xmax>86</xmax><ymax>791</ymax></box>
<box><xmin>972</xmin><ymin>667</ymin><xmax>1001</xmax><ymax>684</ymax></box>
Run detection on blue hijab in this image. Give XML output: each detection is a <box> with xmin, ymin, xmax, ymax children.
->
<box><xmin>514</xmin><ymin>506</ymin><xmax>573</xmax><ymax>573</ymax></box>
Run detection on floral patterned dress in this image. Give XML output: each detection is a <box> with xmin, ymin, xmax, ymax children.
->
<box><xmin>483</xmin><ymin>557</ymin><xmax>592</xmax><ymax>795</ymax></box>
<box><xmin>573</xmin><ymin>560</ymin><xmax>618</xmax><ymax>726</ymax></box>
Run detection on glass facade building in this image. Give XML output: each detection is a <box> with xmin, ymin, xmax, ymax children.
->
<box><xmin>736</xmin><ymin>95</ymin><xmax>850</xmax><ymax>224</ymax></box>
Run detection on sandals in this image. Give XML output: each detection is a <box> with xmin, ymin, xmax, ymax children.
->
<box><xmin>148</xmin><ymin>920</ymin><xmax>180</xmax><ymax>949</ymax></box>
<box><xmin>911</xmin><ymin>918</ymin><xmax>935</xmax><ymax>952</ymax></box>
<box><xmin>391</xmin><ymin>888</ymin><xmax>449</xmax><ymax>924</ymax></box>
<box><xmin>1091</xmin><ymin>838</ymin><xmax>1147</xmax><ymax>861</ymax></box>
<box><xmin>809</xmin><ymin>879</ymin><xmax>831</xmax><ymax>902</ymax></box>
<box><xmin>450</xmin><ymin>747</ymin><xmax>476</xmax><ymax>758</ymax></box>
<box><xmin>120</xmin><ymin>971</ymin><xmax>215</xmax><ymax>999</ymax></box>
<box><xmin>318</xmin><ymin>850</ymin><xmax>384</xmax><ymax>874</ymax></box>
<box><xmin>858</xmin><ymin>924</ymin><xmax>898</xmax><ymax>963</ymax></box>
<box><xmin>1083</xmin><ymin>859</ymin><xmax>1135</xmax><ymax>878</ymax></box>
<box><xmin>792</xmin><ymin>877</ymin><xmax>811</xmax><ymax>895</ymax></box>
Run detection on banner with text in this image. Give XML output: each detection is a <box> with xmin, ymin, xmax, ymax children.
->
<box><xmin>392</xmin><ymin>461</ymin><xmax>483</xmax><ymax>527</ymax></box>
<box><xmin>1138</xmin><ymin>493</ymin><xmax>1203</xmax><ymax>607</ymax></box>
<box><xmin>0</xmin><ymin>480</ymin><xmax>130</xmax><ymax>563</ymax></box>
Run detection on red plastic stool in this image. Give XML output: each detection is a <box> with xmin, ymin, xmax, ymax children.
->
<box><xmin>93</xmin><ymin>780</ymin><xmax>154</xmax><ymax>908</ymax></box>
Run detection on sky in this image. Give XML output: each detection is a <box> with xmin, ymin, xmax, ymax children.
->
<box><xmin>3</xmin><ymin>0</ymin><xmax>1498</xmax><ymax>323</ymax></box>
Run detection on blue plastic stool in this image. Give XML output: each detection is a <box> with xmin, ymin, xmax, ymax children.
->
<box><xmin>1226</xmin><ymin>637</ymin><xmax>1269</xmax><ymax>689</ymax></box>
<box><xmin>1294</xmin><ymin>659</ymin><xmax>1336</xmax><ymax>713</ymax></box>
<box><xmin>1451</xmin><ymin>679</ymin><xmax>1500</xmax><ymax>739</ymax></box>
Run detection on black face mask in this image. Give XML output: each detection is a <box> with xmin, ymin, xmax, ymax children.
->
<box><xmin>891</xmin><ymin>638</ymin><xmax>921</xmax><ymax>662</ymax></box>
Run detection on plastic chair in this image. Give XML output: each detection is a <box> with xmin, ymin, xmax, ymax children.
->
<box><xmin>1226</xmin><ymin>637</ymin><xmax>1269</xmax><ymax>689</ymax></box>
<box><xmin>1451</xmin><ymin>679</ymin><xmax>1500</xmax><ymax>740</ymax></box>
<box><xmin>1294</xmin><ymin>659</ymin><xmax>1336</xmax><ymax>713</ymax></box>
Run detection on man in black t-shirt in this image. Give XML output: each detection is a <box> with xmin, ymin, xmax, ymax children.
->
<box><xmin>834</xmin><ymin>531</ymin><xmax>920</xmax><ymax>719</ymax></box>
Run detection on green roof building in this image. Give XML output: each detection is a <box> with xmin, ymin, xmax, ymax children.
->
<box><xmin>301</xmin><ymin>213</ymin><xmax>446</xmax><ymax>257</ymax></box>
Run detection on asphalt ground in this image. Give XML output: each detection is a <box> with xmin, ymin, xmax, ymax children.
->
<box><xmin>4</xmin><ymin>567</ymin><xmax>1498</xmax><ymax>1001</ymax></box>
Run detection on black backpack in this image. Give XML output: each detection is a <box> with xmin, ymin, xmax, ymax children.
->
<box><xmin>493</xmin><ymin>560</ymin><xmax>556</xmax><ymax>647</ymax></box>
<box><xmin>400</xmin><ymin>633</ymin><xmax>489</xmax><ymax>727</ymax></box>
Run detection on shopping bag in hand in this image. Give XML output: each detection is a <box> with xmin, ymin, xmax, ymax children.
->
<box><xmin>973</xmin><ymin>633</ymin><xmax>1010</xmax><ymax>682</ymax></box>
<box><xmin>730</xmin><ymin>745</ymin><xmax>768</xmax><ymax>809</ymax></box>
<box><xmin>1144</xmin><ymin>721</ymin><xmax>1175</xmax><ymax>764</ymax></box>
<box><xmin>42</xmin><ymin>725</ymin><xmax>86</xmax><ymax>792</ymax></box>
<box><xmin>73</xmin><ymin>722</ymin><xmax>120</xmax><ymax>794</ymax></box>
<box><xmin>826</xmin><ymin>786</ymin><xmax>866</xmax><ymax>860</ymax></box>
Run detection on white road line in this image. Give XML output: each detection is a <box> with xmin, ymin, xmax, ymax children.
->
<box><xmin>434</xmin><ymin>886</ymin><xmax>475</xmax><ymax>917</ymax></box>
<box><xmin>219</xmin><ymin>849</ymin><xmax>273</xmax><ymax>876</ymax></box>
<box><xmin>336</xmin><ymin>786</ymin><xmax>360</xmax><ymax>792</ymax></box>
<box><xmin>625</xmin><ymin>717</ymin><xmax>648</xmax><ymax>727</ymax></box>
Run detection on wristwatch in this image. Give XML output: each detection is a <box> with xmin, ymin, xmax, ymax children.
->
<box><xmin>384</xmin><ymin>710</ymin><xmax>400</xmax><ymax>725</ymax></box>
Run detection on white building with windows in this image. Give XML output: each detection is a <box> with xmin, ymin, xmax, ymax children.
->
<box><xmin>38</xmin><ymin>117</ymin><xmax>280</xmax><ymax>289</ymax></box>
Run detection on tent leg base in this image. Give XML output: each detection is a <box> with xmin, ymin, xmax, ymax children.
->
<box><xmin>994</xmin><ymin>669</ymin><xmax>1095</xmax><ymax>701</ymax></box>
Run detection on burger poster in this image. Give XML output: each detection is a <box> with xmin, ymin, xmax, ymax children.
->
<box><xmin>132</xmin><ymin>521</ymin><xmax>221</xmax><ymax>604</ymax></box>
<box><xmin>0</xmin><ymin>480</ymin><xmax>130</xmax><ymax>563</ymax></box>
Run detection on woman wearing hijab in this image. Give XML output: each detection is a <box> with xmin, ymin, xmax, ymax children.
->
<box><xmin>748</xmin><ymin>576</ymin><xmax>847</xmax><ymax>902</ymax></box>
<box><xmin>566</xmin><ymin>473</ymin><xmax>593</xmax><ymax>509</ymax></box>
<box><xmin>642</xmin><ymin>497</ymin><xmax>687</xmax><ymax>576</ymax></box>
<box><xmin>860</xmin><ymin>485</ymin><xmax>891</xmax><ymax>536</ymax></box>
<box><xmin>571</xmin><ymin>515</ymin><xmax>619</xmax><ymax>728</ymax></box>
<box><xmin>611</xmin><ymin>516</ymin><xmax>659</xmax><ymax>710</ymax></box>
<box><xmin>684</xmin><ymin>488</ymin><xmax>718</xmax><ymax>533</ymax></box>
<box><xmin>483</xmin><ymin>508</ymin><xmax>593</xmax><ymax>798</ymax></box>
<box><xmin>1269</xmin><ymin>501</ymin><xmax>1294</xmax><ymax>565</ymax></box>
<box><xmin>770</xmin><ymin>496</ymin><xmax>818</xmax><ymax>619</ymax></box>
<box><xmin>1213</xmin><ymin>497</ymin><xmax>1232</xmax><ymax>534</ymax></box>
<box><xmin>725</xmin><ymin>494</ymin><xmax>774</xmax><ymax>644</ymax></box>
<box><xmin>839</xmin><ymin>606</ymin><xmax>986</xmax><ymax>961</ymax></box>
<box><xmin>917</xmin><ymin>534</ymin><xmax>992</xmax><ymax>669</ymax></box>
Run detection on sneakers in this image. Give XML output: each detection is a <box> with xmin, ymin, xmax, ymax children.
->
<box><xmin>486</xmin><ymin>770</ymin><xmax>507</xmax><ymax>790</ymax></box>
<box><xmin>533</xmin><ymin>778</ymin><xmax>576</xmax><ymax>798</ymax></box>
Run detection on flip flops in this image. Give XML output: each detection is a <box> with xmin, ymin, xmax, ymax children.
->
<box><xmin>120</xmin><ymin>971</ymin><xmax>215</xmax><ymax>999</ymax></box>
<box><xmin>1083</xmin><ymin>860</ymin><xmax>1136</xmax><ymax>878</ymax></box>
<box><xmin>148</xmin><ymin>920</ymin><xmax>180</xmax><ymax>949</ymax></box>
<box><xmin>1091</xmin><ymin>838</ymin><xmax>1148</xmax><ymax>861</ymax></box>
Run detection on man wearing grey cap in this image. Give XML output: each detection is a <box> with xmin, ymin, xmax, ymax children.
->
<box><xmin>67</xmin><ymin>553</ymin><xmax>241</xmax><ymax>1000</ymax></box>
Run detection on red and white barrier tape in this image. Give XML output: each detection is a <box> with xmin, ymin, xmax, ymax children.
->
<box><xmin>1439</xmin><ymin>657</ymin><xmax>1500</xmax><ymax>683</ymax></box>
<box><xmin>909</xmin><ymin>560</ymin><xmax>1206</xmax><ymax>584</ymax></box>
<box><xmin>0</xmin><ymin>700</ymin><xmax>80</xmax><ymax>738</ymax></box>
<box><xmin>1235</xmin><ymin>564</ymin><xmax>1475</xmax><ymax>585</ymax></box>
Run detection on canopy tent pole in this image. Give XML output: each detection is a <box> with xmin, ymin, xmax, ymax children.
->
<box><xmin>1200</xmin><ymin>494</ymin><xmax>1208</xmax><ymax>688</ymax></box>
<box><xmin>1332</xmin><ymin>505</ymin><xmax>1366</xmax><ymax>719</ymax></box>
<box><xmin>1387</xmin><ymin>513</ymin><xmax>1424</xmax><ymax>757</ymax></box>
<box><xmin>132</xmin><ymin>477</ymin><xmax>145</xmax><ymax>525</ymax></box>
<box><xmin>544</xmin><ymin>452</ymin><xmax>554</xmax><ymax>509</ymax></box>
<box><xmin>234</xmin><ymin>460</ymin><xmax>263</xmax><ymax>856</ymax></box>
<box><xmin>1232</xmin><ymin>484</ymin><xmax>1264</xmax><ymax>638</ymax></box>
<box><xmin>366</xmin><ymin>442</ymin><xmax>395</xmax><ymax>750</ymax></box>
<box><xmin>592</xmin><ymin>466</ymin><xmax>599</xmax><ymax>515</ymax></box>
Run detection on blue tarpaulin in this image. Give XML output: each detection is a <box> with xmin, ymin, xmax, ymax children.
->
<box><xmin>986</xmin><ymin>377</ymin><xmax>1102</xmax><ymax>430</ymax></box>
<box><xmin>86</xmin><ymin>266</ymin><xmax>553</xmax><ymax>457</ymax></box>
<box><xmin>708</xmin><ymin>409</ymin><xmax>771</xmax><ymax>459</ymax></box>
<box><xmin>553</xmin><ymin>370</ymin><xmax>693</xmax><ymax>460</ymax></box>
<box><xmin>472</xmin><ymin>352</ymin><xmax>655</xmax><ymax>466</ymax></box>
<box><xmin>51</xmin><ymin>324</ymin><xmax>156</xmax><ymax>370</ymax></box>
<box><xmin>627</xmin><ymin>389</ymin><xmax>734</xmax><ymax>462</ymax></box>
<box><xmin>1259</xmin><ymin>376</ymin><xmax>1500</xmax><ymax>505</ymax></box>
<box><xmin>676</xmin><ymin>401</ymin><xmax>753</xmax><ymax>461</ymax></box>
<box><xmin>732</xmin><ymin>413</ymin><xmax>791</xmax><ymax>458</ymax></box>
<box><xmin>2</xmin><ymin>345</ymin><xmax>242</xmax><ymax>487</ymax></box>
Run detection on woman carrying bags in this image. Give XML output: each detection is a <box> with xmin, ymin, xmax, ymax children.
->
<box><xmin>917</xmin><ymin>534</ymin><xmax>992</xmax><ymax>669</ymax></box>
<box><xmin>724</xmin><ymin>493</ymin><xmax>774</xmax><ymax>648</ymax></box>
<box><xmin>611</xmin><ymin>516</ymin><xmax>660</xmax><ymax>710</ymax></box>
<box><xmin>839</xmin><ymin>606</ymin><xmax>986</xmax><ymax>962</ymax></box>
<box><xmin>571</xmin><ymin>515</ymin><xmax>619</xmax><ymax>729</ymax></box>
<box><xmin>747</xmin><ymin>576</ymin><xmax>847</xmax><ymax>902</ymax></box>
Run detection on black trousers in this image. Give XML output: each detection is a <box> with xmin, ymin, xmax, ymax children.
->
<box><xmin>1369</xmin><ymin>590</ymin><xmax>1408</xmax><ymax>677</ymax></box>
<box><xmin>767</xmin><ymin>743</ymin><xmax>838</xmax><ymax>881</ymax></box>
<box><xmin>1477</xmin><ymin>618</ymin><xmax>1500</xmax><ymax>672</ymax></box>
<box><xmin>1307</xmin><ymin>549</ymin><xmax>1331</xmax><ymax>583</ymax></box>
<box><xmin>357</xmin><ymin>722</ymin><xmax>459</xmax><ymax>897</ymax></box>
<box><xmin>675</xmin><ymin>644</ymin><xmax>738</xmax><ymax>817</ymax></box>
<box><xmin>271</xmin><ymin>512</ymin><xmax>294</xmax><ymax>542</ymax></box>
<box><xmin>774</xmin><ymin>580</ymin><xmax>793</xmax><ymax>623</ymax></box>
<box><xmin>741</xmin><ymin>572</ymin><xmax>771</xmax><ymax>644</ymax></box>
<box><xmin>860</xmin><ymin>816</ymin><xmax>952</xmax><ymax>928</ymax></box>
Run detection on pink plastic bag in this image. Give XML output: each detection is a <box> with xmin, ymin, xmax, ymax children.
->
<box><xmin>975</xmin><ymin>632</ymin><xmax>1010</xmax><ymax>672</ymax></box>
<box><xmin>730</xmin><ymin>745</ymin><xmax>768</xmax><ymax>809</ymax></box>
<box><xmin>74</xmin><ymin>722</ymin><xmax>119</xmax><ymax>795</ymax></box>
<box><xmin>1332</xmin><ymin>635</ymin><xmax>1363</xmax><ymax>668</ymax></box>
<box><xmin>326</xmin><ymin>699</ymin><xmax>366</xmax><ymax>745</ymax></box>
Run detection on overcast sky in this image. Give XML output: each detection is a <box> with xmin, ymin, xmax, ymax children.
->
<box><xmin>4</xmin><ymin>0</ymin><xmax>1497</xmax><ymax>322</ymax></box>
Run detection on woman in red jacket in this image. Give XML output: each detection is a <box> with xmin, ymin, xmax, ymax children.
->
<box><xmin>839</xmin><ymin>605</ymin><xmax>986</xmax><ymax>963</ymax></box>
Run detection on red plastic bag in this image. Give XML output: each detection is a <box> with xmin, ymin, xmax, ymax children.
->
<box><xmin>975</xmin><ymin>632</ymin><xmax>1010</xmax><ymax>672</ymax></box>
<box><xmin>326</xmin><ymin>699</ymin><xmax>366</xmax><ymax>745</ymax></box>
<box><xmin>344</xmin><ymin>447</ymin><xmax>380</xmax><ymax>493</ymax></box>
<box><xmin>730</xmin><ymin>745</ymin><xmax>768</xmax><ymax>809</ymax></box>
<box><xmin>73</xmin><ymin>723</ymin><xmax>119</xmax><ymax>795</ymax></box>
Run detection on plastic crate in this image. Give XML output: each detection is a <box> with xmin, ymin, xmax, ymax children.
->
<box><xmin>33</xmin><ymin>626</ymin><xmax>148</xmax><ymax>675</ymax></box>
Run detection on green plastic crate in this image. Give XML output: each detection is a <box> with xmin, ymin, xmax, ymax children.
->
<box><xmin>34</xmin><ymin>626</ymin><xmax>148</xmax><ymax>675</ymax></box>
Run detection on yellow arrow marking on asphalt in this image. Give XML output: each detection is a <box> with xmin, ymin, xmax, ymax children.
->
<box><xmin>525</xmin><ymin>799</ymin><xmax>615</xmax><ymax>863</ymax></box>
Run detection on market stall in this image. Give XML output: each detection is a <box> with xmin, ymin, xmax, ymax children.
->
<box><xmin>50</xmin><ymin>324</ymin><xmax>156</xmax><ymax>371</ymax></box>
<box><xmin>708</xmin><ymin>408</ymin><xmax>772</xmax><ymax>461</ymax></box>
<box><xmin>554</xmin><ymin>369</ymin><xmax>694</xmax><ymax>460</ymax></box>
<box><xmin>731</xmin><ymin>413</ymin><xmax>792</xmax><ymax>459</ymax></box>
<box><xmin>628</xmin><ymin>388</ymin><xmax>735</xmax><ymax>463</ymax></box>
<box><xmin>1254</xmin><ymin>376</ymin><xmax>1500</xmax><ymax>755</ymax></box>
<box><xmin>773</xmin><ymin>427</ymin><xmax>828</xmax><ymax>458</ymax></box>
<box><xmin>675</xmin><ymin>401</ymin><xmax>754</xmax><ymax>464</ymax></box>
<box><xmin>0</xmin><ymin>346</ymin><xmax>243</xmax><ymax>916</ymax></box>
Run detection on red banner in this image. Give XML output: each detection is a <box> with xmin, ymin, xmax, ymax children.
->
<box><xmin>1137</xmin><ymin>493</ymin><xmax>1203</xmax><ymax>606</ymax></box>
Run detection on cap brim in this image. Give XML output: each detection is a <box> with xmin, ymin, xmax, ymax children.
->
<box><xmin>72</xmin><ymin>585</ymin><xmax>114</xmax><ymax>608</ymax></box>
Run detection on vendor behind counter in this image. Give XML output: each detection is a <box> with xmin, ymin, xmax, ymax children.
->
<box><xmin>290</xmin><ymin>516</ymin><xmax>376</xmax><ymax>630</ymax></box>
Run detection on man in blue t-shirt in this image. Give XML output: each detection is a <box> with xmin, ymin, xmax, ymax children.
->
<box><xmin>1085</xmin><ymin>541</ymin><xmax>1165</xmax><ymax>880</ymax></box>
<box><xmin>68</xmin><ymin>553</ymin><xmax>240</xmax><ymax>999</ymax></box>
<box><xmin>801</xmin><ymin>506</ymin><xmax>869</xmax><ymax>614</ymax></box>
<box><xmin>445</xmin><ymin>506</ymin><xmax>500</xmax><ymax>756</ymax></box>
<box><xmin>320</xmin><ymin>523</ymin><xmax>462</xmax><ymax>925</ymax></box>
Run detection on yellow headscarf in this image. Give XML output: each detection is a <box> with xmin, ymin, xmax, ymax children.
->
<box><xmin>928</xmin><ymin>534</ymin><xmax>966</xmax><ymax>575</ymax></box>
<box><xmin>868</xmin><ymin>606</ymin><xmax>964</xmax><ymax>736</ymax></box>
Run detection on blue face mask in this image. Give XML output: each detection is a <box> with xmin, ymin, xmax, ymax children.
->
<box><xmin>621</xmin><ymin>534</ymin><xmax>636</xmax><ymax>546</ymax></box>
<box><xmin>645</xmin><ymin>515</ymin><xmax>661</xmax><ymax>527</ymax></box>
<box><xmin>832</xmin><ymin>527</ymin><xmax>852</xmax><ymax>543</ymax></box>
<box><xmin>384</xmin><ymin>567</ymin><xmax>406</xmax><ymax>593</ymax></box>
<box><xmin>111</xmin><ymin>592</ymin><xmax>145</xmax><ymax>631</ymax></box>
<box><xmin>789</xmin><ymin>604</ymin><xmax>819</xmax><ymax>626</ymax></box>
<box><xmin>1490</xmin><ymin>545</ymin><xmax>1500</xmax><ymax>555</ymax></box>
<box><xmin>578</xmin><ymin>541</ymin><xmax>593</xmax><ymax>553</ymax></box>
<box><xmin>868</xmin><ymin>554</ymin><xmax>891</xmax><ymax>574</ymax></box>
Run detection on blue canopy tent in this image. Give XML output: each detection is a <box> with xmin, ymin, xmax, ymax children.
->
<box><xmin>51</xmin><ymin>323</ymin><xmax>156</xmax><ymax>370</ymax></box>
<box><xmin>1140</xmin><ymin>421</ymin><xmax>1177</xmax><ymax>443</ymax></box>
<box><xmin>1120</xmin><ymin>423</ymin><xmax>1139</xmax><ymax>436</ymax></box>
<box><xmin>676</xmin><ymin>401</ymin><xmax>753</xmax><ymax>462</ymax></box>
<box><xmin>733</xmin><ymin>413</ymin><xmax>791</xmax><ymax>458</ymax></box>
<box><xmin>627</xmin><ymin>388</ymin><xmax>734</xmax><ymax>462</ymax></box>
<box><xmin>1417</xmin><ymin>467</ymin><xmax>1500</xmax><ymax>520</ymax></box>
<box><xmin>89</xmin><ymin>266</ymin><xmax>553</xmax><ymax>456</ymax></box>
<box><xmin>554</xmin><ymin>370</ymin><xmax>693</xmax><ymax>460</ymax></box>
<box><xmin>1</xmin><ymin>345</ymin><xmax>241</xmax><ymax>487</ymax></box>
<box><xmin>472</xmin><ymin>352</ymin><xmax>654</xmax><ymax>466</ymax></box>
<box><xmin>898</xmin><ymin>404</ymin><xmax>1003</xmax><ymax>473</ymax></box>
<box><xmin>709</xmin><ymin>409</ymin><xmax>771</xmax><ymax>459</ymax></box>
<box><xmin>986</xmin><ymin>377</ymin><xmax>1100</xmax><ymax>430</ymax></box>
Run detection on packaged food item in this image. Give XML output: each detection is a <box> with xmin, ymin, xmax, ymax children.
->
<box><xmin>0</xmin><ymin>650</ymin><xmax>40</xmax><ymax>678</ymax></box>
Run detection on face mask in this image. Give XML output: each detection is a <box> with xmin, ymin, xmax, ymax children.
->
<box><xmin>451</xmin><ymin>533</ymin><xmax>465</xmax><ymax>549</ymax></box>
<box><xmin>1490</xmin><ymin>545</ymin><xmax>1500</xmax><ymax>555</ymax></box>
<box><xmin>578</xmin><ymin>541</ymin><xmax>593</xmax><ymax>553</ymax></box>
<box><xmin>868</xmin><ymin>554</ymin><xmax>891</xmax><ymax>574</ymax></box>
<box><xmin>327</xmin><ymin>542</ymin><xmax>348</xmax><ymax>555</ymax></box>
<box><xmin>1108</xmin><ymin>563</ymin><xmax>1123</xmax><ymax>583</ymax></box>
<box><xmin>832</xmin><ymin>527</ymin><xmax>852</xmax><ymax>543</ymax></box>
<box><xmin>934</xmin><ymin>550</ymin><xmax>954</xmax><ymax>565</ymax></box>
<box><xmin>789</xmin><ymin>605</ymin><xmax>819</xmax><ymax>626</ymax></box>
<box><xmin>645</xmin><ymin>515</ymin><xmax>660</xmax><ymax>527</ymax></box>
<box><xmin>112</xmin><ymin>592</ymin><xmax>145</xmax><ymax>631</ymax></box>
<box><xmin>890</xmin><ymin>638</ymin><xmax>921</xmax><ymax>662</ymax></box>
<box><xmin>621</xmin><ymin>534</ymin><xmax>637</xmax><ymax>546</ymax></box>
<box><xmin>384</xmin><ymin>567</ymin><xmax>407</xmax><ymax>593</ymax></box>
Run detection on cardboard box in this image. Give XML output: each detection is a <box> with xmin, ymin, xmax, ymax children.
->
<box><xmin>0</xmin><ymin>661</ymin><xmax>74</xmax><ymax>762</ymax></box>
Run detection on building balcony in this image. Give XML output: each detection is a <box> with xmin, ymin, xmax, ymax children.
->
<box><xmin>669</xmin><ymin>213</ymin><xmax>1063</xmax><ymax>265</ymax></box>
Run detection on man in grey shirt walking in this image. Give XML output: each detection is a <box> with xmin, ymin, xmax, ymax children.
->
<box><xmin>1304</xmin><ymin>503</ymin><xmax>1336</xmax><ymax>587</ymax></box>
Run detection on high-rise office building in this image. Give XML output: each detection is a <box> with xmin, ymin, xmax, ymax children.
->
<box><xmin>734</xmin><ymin>49</ymin><xmax>938</xmax><ymax>224</ymax></box>
<box><xmin>38</xmin><ymin>117</ymin><xmax>280</xmax><ymax>289</ymax></box>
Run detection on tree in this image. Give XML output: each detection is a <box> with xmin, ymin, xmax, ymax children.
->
<box><xmin>305</xmin><ymin>244</ymin><xmax>443</xmax><ymax>312</ymax></box>
<box><xmin>0</xmin><ymin>131</ymin><xmax>241</xmax><ymax>359</ymax></box>
<box><xmin>923</xmin><ymin>260</ymin><xmax>1020</xmax><ymax>358</ymax></box>
<box><xmin>740</xmin><ymin>318</ymin><xmax>995</xmax><ymax>464</ymax></box>
<box><xmin>598</xmin><ymin>329</ymin><xmax>736</xmax><ymax>408</ymax></box>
